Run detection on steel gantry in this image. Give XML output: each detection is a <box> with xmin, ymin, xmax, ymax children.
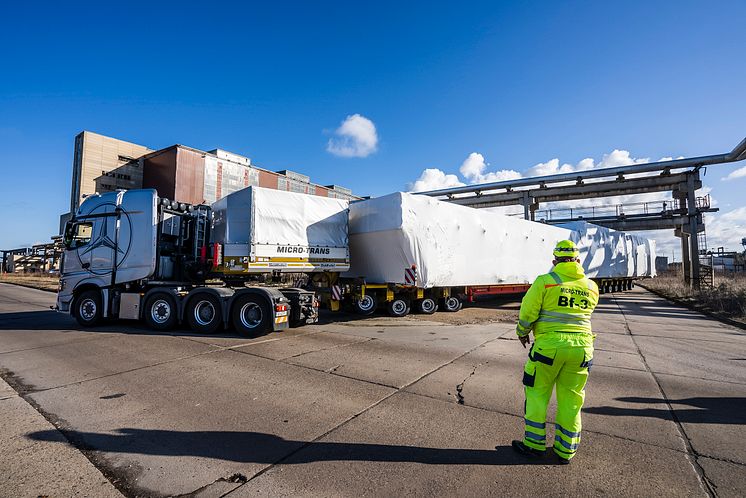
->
<box><xmin>417</xmin><ymin>136</ymin><xmax>746</xmax><ymax>290</ymax></box>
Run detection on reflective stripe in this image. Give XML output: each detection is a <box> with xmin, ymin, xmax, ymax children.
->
<box><xmin>540</xmin><ymin>310</ymin><xmax>588</xmax><ymax>321</ymax></box>
<box><xmin>556</xmin><ymin>424</ymin><xmax>581</xmax><ymax>439</ymax></box>
<box><xmin>553</xmin><ymin>444</ymin><xmax>574</xmax><ymax>455</ymax></box>
<box><xmin>548</xmin><ymin>272</ymin><xmax>562</xmax><ymax>285</ymax></box>
<box><xmin>555</xmin><ymin>436</ymin><xmax>580</xmax><ymax>450</ymax></box>
<box><xmin>518</xmin><ymin>319</ymin><xmax>532</xmax><ymax>328</ymax></box>
<box><xmin>536</xmin><ymin>316</ymin><xmax>591</xmax><ymax>326</ymax></box>
<box><xmin>525</xmin><ymin>418</ymin><xmax>545</xmax><ymax>429</ymax></box>
<box><xmin>525</xmin><ymin>431</ymin><xmax>545</xmax><ymax>442</ymax></box>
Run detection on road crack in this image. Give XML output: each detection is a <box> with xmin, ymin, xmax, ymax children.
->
<box><xmin>455</xmin><ymin>363</ymin><xmax>483</xmax><ymax>405</ymax></box>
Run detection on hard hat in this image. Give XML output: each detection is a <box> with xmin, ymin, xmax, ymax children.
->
<box><xmin>553</xmin><ymin>239</ymin><xmax>579</xmax><ymax>258</ymax></box>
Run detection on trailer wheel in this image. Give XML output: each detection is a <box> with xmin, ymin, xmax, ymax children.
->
<box><xmin>186</xmin><ymin>294</ymin><xmax>222</xmax><ymax>334</ymax></box>
<box><xmin>73</xmin><ymin>290</ymin><xmax>103</xmax><ymax>327</ymax></box>
<box><xmin>414</xmin><ymin>298</ymin><xmax>438</xmax><ymax>315</ymax></box>
<box><xmin>387</xmin><ymin>298</ymin><xmax>410</xmax><ymax>317</ymax></box>
<box><xmin>144</xmin><ymin>293</ymin><xmax>178</xmax><ymax>331</ymax></box>
<box><xmin>441</xmin><ymin>296</ymin><xmax>461</xmax><ymax>313</ymax></box>
<box><xmin>232</xmin><ymin>295</ymin><xmax>270</xmax><ymax>337</ymax></box>
<box><xmin>353</xmin><ymin>295</ymin><xmax>378</xmax><ymax>316</ymax></box>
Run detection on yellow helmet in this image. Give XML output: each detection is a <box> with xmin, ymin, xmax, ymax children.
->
<box><xmin>553</xmin><ymin>239</ymin><xmax>579</xmax><ymax>259</ymax></box>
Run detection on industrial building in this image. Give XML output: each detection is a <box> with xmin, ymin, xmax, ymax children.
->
<box><xmin>60</xmin><ymin>131</ymin><xmax>355</xmax><ymax>232</ymax></box>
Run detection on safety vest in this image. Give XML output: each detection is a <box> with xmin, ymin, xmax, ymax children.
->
<box><xmin>516</xmin><ymin>262</ymin><xmax>599</xmax><ymax>347</ymax></box>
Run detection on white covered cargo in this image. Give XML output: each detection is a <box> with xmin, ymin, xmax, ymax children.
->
<box><xmin>212</xmin><ymin>186</ymin><xmax>350</xmax><ymax>273</ymax></box>
<box><xmin>345</xmin><ymin>192</ymin><xmax>655</xmax><ymax>287</ymax></box>
<box><xmin>560</xmin><ymin>221</ymin><xmax>657</xmax><ymax>279</ymax></box>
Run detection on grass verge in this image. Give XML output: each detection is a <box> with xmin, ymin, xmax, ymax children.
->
<box><xmin>0</xmin><ymin>273</ymin><xmax>59</xmax><ymax>292</ymax></box>
<box><xmin>638</xmin><ymin>271</ymin><xmax>746</xmax><ymax>327</ymax></box>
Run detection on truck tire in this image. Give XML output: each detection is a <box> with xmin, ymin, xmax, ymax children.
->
<box><xmin>73</xmin><ymin>290</ymin><xmax>103</xmax><ymax>327</ymax></box>
<box><xmin>353</xmin><ymin>295</ymin><xmax>377</xmax><ymax>316</ymax></box>
<box><xmin>441</xmin><ymin>296</ymin><xmax>461</xmax><ymax>313</ymax></box>
<box><xmin>414</xmin><ymin>297</ymin><xmax>438</xmax><ymax>314</ymax></box>
<box><xmin>232</xmin><ymin>295</ymin><xmax>270</xmax><ymax>337</ymax></box>
<box><xmin>144</xmin><ymin>292</ymin><xmax>178</xmax><ymax>331</ymax></box>
<box><xmin>387</xmin><ymin>298</ymin><xmax>410</xmax><ymax>317</ymax></box>
<box><xmin>186</xmin><ymin>294</ymin><xmax>222</xmax><ymax>334</ymax></box>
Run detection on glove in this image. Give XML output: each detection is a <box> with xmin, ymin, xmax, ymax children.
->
<box><xmin>519</xmin><ymin>334</ymin><xmax>531</xmax><ymax>349</ymax></box>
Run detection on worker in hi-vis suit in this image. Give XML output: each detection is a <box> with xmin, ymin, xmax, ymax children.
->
<box><xmin>512</xmin><ymin>239</ymin><xmax>599</xmax><ymax>464</ymax></box>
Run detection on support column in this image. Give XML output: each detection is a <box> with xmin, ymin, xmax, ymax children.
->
<box><xmin>686</xmin><ymin>173</ymin><xmax>700</xmax><ymax>291</ymax></box>
<box><xmin>521</xmin><ymin>192</ymin><xmax>531</xmax><ymax>220</ymax></box>
<box><xmin>681</xmin><ymin>233</ymin><xmax>691</xmax><ymax>284</ymax></box>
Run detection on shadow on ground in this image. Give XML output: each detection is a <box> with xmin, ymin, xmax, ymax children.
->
<box><xmin>27</xmin><ymin>428</ymin><xmax>558</xmax><ymax>466</ymax></box>
<box><xmin>585</xmin><ymin>396</ymin><xmax>746</xmax><ymax>425</ymax></box>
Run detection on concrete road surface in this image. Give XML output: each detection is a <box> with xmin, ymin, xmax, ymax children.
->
<box><xmin>0</xmin><ymin>282</ymin><xmax>744</xmax><ymax>497</ymax></box>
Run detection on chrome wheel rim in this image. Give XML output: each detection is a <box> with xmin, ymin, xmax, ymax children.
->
<box><xmin>193</xmin><ymin>300</ymin><xmax>216</xmax><ymax>326</ymax></box>
<box><xmin>392</xmin><ymin>299</ymin><xmax>406</xmax><ymax>314</ymax></box>
<box><xmin>358</xmin><ymin>296</ymin><xmax>375</xmax><ymax>312</ymax></box>
<box><xmin>240</xmin><ymin>302</ymin><xmax>262</xmax><ymax>329</ymax></box>
<box><xmin>421</xmin><ymin>299</ymin><xmax>435</xmax><ymax>313</ymax></box>
<box><xmin>150</xmin><ymin>299</ymin><xmax>171</xmax><ymax>324</ymax></box>
<box><xmin>80</xmin><ymin>298</ymin><xmax>96</xmax><ymax>320</ymax></box>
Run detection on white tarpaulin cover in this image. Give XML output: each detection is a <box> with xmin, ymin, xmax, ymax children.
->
<box><xmin>211</xmin><ymin>186</ymin><xmax>350</xmax><ymax>272</ymax></box>
<box><xmin>345</xmin><ymin>192</ymin><xmax>655</xmax><ymax>287</ymax></box>
<box><xmin>559</xmin><ymin>221</ymin><xmax>657</xmax><ymax>279</ymax></box>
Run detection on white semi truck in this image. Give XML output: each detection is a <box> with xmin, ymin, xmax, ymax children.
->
<box><xmin>57</xmin><ymin>187</ymin><xmax>349</xmax><ymax>336</ymax></box>
<box><xmin>57</xmin><ymin>186</ymin><xmax>656</xmax><ymax>335</ymax></box>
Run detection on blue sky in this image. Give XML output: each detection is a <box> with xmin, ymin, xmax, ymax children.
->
<box><xmin>1</xmin><ymin>1</ymin><xmax>745</xmax><ymax>254</ymax></box>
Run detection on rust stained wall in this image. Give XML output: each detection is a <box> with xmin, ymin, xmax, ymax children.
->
<box><xmin>175</xmin><ymin>147</ymin><xmax>206</xmax><ymax>204</ymax></box>
<box><xmin>142</xmin><ymin>147</ymin><xmax>178</xmax><ymax>200</ymax></box>
<box><xmin>258</xmin><ymin>170</ymin><xmax>280</xmax><ymax>189</ymax></box>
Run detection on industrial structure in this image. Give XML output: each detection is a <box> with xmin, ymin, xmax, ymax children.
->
<box><xmin>419</xmin><ymin>136</ymin><xmax>746</xmax><ymax>290</ymax></box>
<box><xmin>63</xmin><ymin>131</ymin><xmax>355</xmax><ymax>227</ymax></box>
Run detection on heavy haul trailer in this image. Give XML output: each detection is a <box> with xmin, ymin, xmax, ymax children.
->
<box><xmin>334</xmin><ymin>192</ymin><xmax>656</xmax><ymax>317</ymax></box>
<box><xmin>56</xmin><ymin>187</ymin><xmax>350</xmax><ymax>336</ymax></box>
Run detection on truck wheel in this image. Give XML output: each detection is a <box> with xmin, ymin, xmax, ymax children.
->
<box><xmin>414</xmin><ymin>298</ymin><xmax>438</xmax><ymax>315</ymax></box>
<box><xmin>73</xmin><ymin>290</ymin><xmax>103</xmax><ymax>327</ymax></box>
<box><xmin>144</xmin><ymin>293</ymin><xmax>178</xmax><ymax>331</ymax></box>
<box><xmin>186</xmin><ymin>294</ymin><xmax>222</xmax><ymax>334</ymax></box>
<box><xmin>232</xmin><ymin>295</ymin><xmax>270</xmax><ymax>337</ymax></box>
<box><xmin>387</xmin><ymin>298</ymin><xmax>410</xmax><ymax>317</ymax></box>
<box><xmin>353</xmin><ymin>295</ymin><xmax>377</xmax><ymax>316</ymax></box>
<box><xmin>441</xmin><ymin>296</ymin><xmax>461</xmax><ymax>313</ymax></box>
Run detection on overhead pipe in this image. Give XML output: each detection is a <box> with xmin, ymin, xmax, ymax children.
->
<box><xmin>417</xmin><ymin>135</ymin><xmax>746</xmax><ymax>198</ymax></box>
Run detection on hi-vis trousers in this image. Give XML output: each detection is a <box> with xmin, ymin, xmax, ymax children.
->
<box><xmin>522</xmin><ymin>341</ymin><xmax>593</xmax><ymax>459</ymax></box>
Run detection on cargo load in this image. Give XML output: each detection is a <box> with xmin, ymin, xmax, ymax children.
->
<box><xmin>212</xmin><ymin>186</ymin><xmax>350</xmax><ymax>273</ymax></box>
<box><xmin>345</xmin><ymin>192</ymin><xmax>656</xmax><ymax>288</ymax></box>
<box><xmin>559</xmin><ymin>221</ymin><xmax>657</xmax><ymax>279</ymax></box>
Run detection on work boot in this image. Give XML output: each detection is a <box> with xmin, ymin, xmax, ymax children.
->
<box><xmin>555</xmin><ymin>453</ymin><xmax>571</xmax><ymax>465</ymax></box>
<box><xmin>511</xmin><ymin>440</ymin><xmax>545</xmax><ymax>459</ymax></box>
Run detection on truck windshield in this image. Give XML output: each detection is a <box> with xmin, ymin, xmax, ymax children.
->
<box><xmin>63</xmin><ymin>222</ymin><xmax>93</xmax><ymax>249</ymax></box>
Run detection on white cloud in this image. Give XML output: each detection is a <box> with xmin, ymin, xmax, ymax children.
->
<box><xmin>703</xmin><ymin>207</ymin><xmax>746</xmax><ymax>252</ymax></box>
<box><xmin>722</xmin><ymin>165</ymin><xmax>746</xmax><ymax>181</ymax></box>
<box><xmin>326</xmin><ymin>114</ymin><xmax>378</xmax><ymax>158</ymax></box>
<box><xmin>409</xmin><ymin>168</ymin><xmax>465</xmax><ymax>193</ymax></box>
<box><xmin>459</xmin><ymin>152</ymin><xmax>522</xmax><ymax>183</ymax></box>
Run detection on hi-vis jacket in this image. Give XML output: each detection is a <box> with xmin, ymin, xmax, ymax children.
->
<box><xmin>516</xmin><ymin>261</ymin><xmax>599</xmax><ymax>348</ymax></box>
